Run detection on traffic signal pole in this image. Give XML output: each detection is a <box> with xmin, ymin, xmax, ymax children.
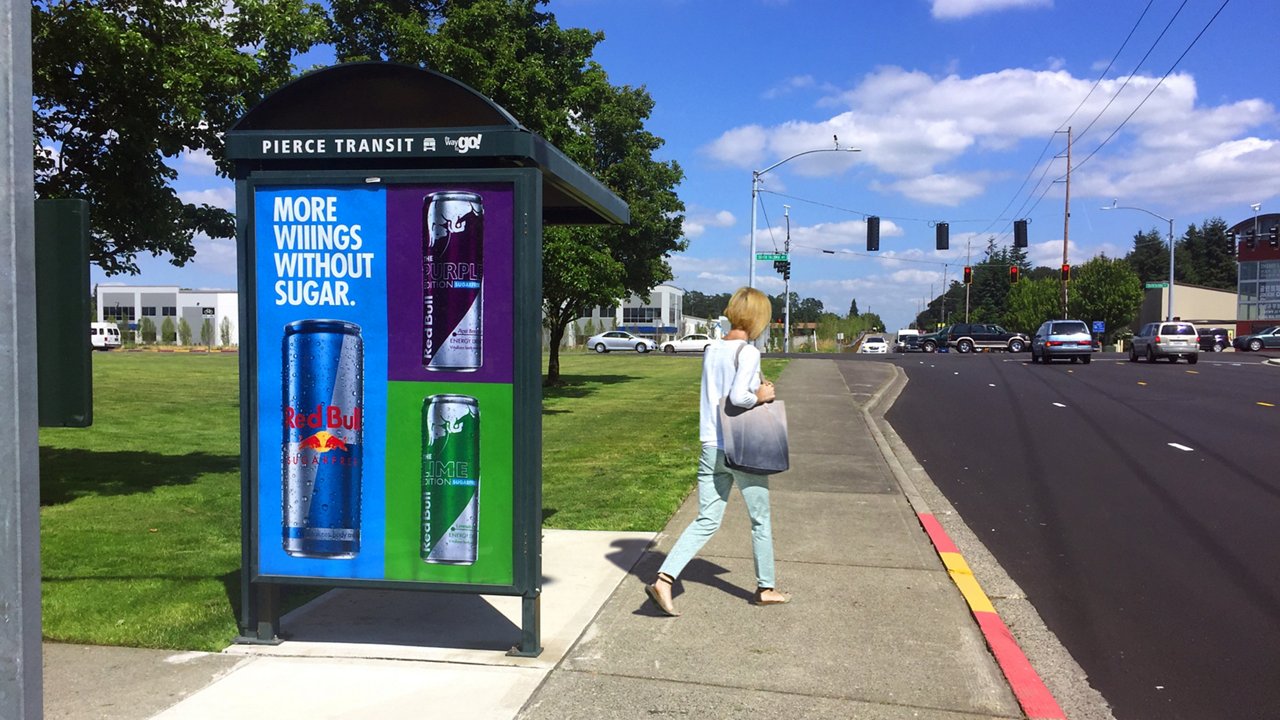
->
<box><xmin>1061</xmin><ymin>126</ymin><xmax>1072</xmax><ymax>319</ymax></box>
<box><xmin>783</xmin><ymin>206</ymin><xmax>791</xmax><ymax>353</ymax></box>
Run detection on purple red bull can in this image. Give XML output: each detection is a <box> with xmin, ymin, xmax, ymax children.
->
<box><xmin>422</xmin><ymin>191</ymin><xmax>483</xmax><ymax>371</ymax></box>
<box><xmin>282</xmin><ymin>319</ymin><xmax>363</xmax><ymax>558</ymax></box>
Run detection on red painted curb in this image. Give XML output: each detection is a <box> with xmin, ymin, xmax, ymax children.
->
<box><xmin>917</xmin><ymin>513</ymin><xmax>1067</xmax><ymax>720</ymax></box>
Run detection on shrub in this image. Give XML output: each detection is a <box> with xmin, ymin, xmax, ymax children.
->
<box><xmin>160</xmin><ymin>317</ymin><xmax>176</xmax><ymax>344</ymax></box>
<box><xmin>178</xmin><ymin>318</ymin><xmax>193</xmax><ymax>346</ymax></box>
<box><xmin>200</xmin><ymin>318</ymin><xmax>214</xmax><ymax>347</ymax></box>
<box><xmin>139</xmin><ymin>318</ymin><xmax>157</xmax><ymax>344</ymax></box>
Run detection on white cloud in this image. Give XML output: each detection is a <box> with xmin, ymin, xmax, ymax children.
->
<box><xmin>682</xmin><ymin>208</ymin><xmax>737</xmax><ymax>239</ymax></box>
<box><xmin>762</xmin><ymin>75</ymin><xmax>816</xmax><ymax>100</ymax></box>
<box><xmin>179</xmin><ymin>149</ymin><xmax>219</xmax><ymax>175</ymax></box>
<box><xmin>702</xmin><ymin>66</ymin><xmax>1277</xmax><ymax>209</ymax></box>
<box><xmin>880</xmin><ymin>174</ymin><xmax>986</xmax><ymax>206</ymax></box>
<box><xmin>931</xmin><ymin>0</ymin><xmax>1052</xmax><ymax>21</ymax></box>
<box><xmin>185</xmin><ymin>233</ymin><xmax>238</xmax><ymax>280</ymax></box>
<box><xmin>178</xmin><ymin>187</ymin><xmax>235</xmax><ymax>210</ymax></box>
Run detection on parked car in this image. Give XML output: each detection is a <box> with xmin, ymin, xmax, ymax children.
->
<box><xmin>1129</xmin><ymin>321</ymin><xmax>1199</xmax><ymax>364</ymax></box>
<box><xmin>1030</xmin><ymin>320</ymin><xmax>1093</xmax><ymax>364</ymax></box>
<box><xmin>661</xmin><ymin>333</ymin><xmax>712</xmax><ymax>354</ymax></box>
<box><xmin>1197</xmin><ymin>327</ymin><xmax>1231</xmax><ymax>352</ymax></box>
<box><xmin>90</xmin><ymin>322</ymin><xmax>122</xmax><ymax>350</ymax></box>
<box><xmin>860</xmin><ymin>336</ymin><xmax>889</xmax><ymax>354</ymax></box>
<box><xmin>919</xmin><ymin>326</ymin><xmax>950</xmax><ymax>353</ymax></box>
<box><xmin>1233</xmin><ymin>325</ymin><xmax>1280</xmax><ymax>352</ymax></box>
<box><xmin>586</xmin><ymin>330</ymin><xmax>657</xmax><ymax>353</ymax></box>
<box><xmin>943</xmin><ymin>323</ymin><xmax>1030</xmax><ymax>353</ymax></box>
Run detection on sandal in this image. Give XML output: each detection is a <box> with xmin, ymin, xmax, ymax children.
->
<box><xmin>752</xmin><ymin>587</ymin><xmax>791</xmax><ymax>606</ymax></box>
<box><xmin>645</xmin><ymin>572</ymin><xmax>680</xmax><ymax>617</ymax></box>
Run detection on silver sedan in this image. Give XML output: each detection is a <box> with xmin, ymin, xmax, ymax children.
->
<box><xmin>586</xmin><ymin>330</ymin><xmax>657</xmax><ymax>353</ymax></box>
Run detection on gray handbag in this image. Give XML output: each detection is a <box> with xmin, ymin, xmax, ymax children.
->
<box><xmin>719</xmin><ymin>343</ymin><xmax>789</xmax><ymax>475</ymax></box>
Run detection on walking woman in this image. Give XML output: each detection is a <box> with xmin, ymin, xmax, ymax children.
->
<box><xmin>646</xmin><ymin>286</ymin><xmax>790</xmax><ymax>616</ymax></box>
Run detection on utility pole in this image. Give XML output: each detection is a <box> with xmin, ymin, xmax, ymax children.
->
<box><xmin>783</xmin><ymin>205</ymin><xmax>792</xmax><ymax>353</ymax></box>
<box><xmin>941</xmin><ymin>265</ymin><xmax>949</xmax><ymax>325</ymax></box>
<box><xmin>1061</xmin><ymin>126</ymin><xmax>1072</xmax><ymax>319</ymax></box>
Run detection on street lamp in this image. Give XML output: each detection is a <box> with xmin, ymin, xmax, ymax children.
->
<box><xmin>1103</xmin><ymin>200</ymin><xmax>1175</xmax><ymax>321</ymax></box>
<box><xmin>749</xmin><ymin>139</ymin><xmax>860</xmax><ymax>288</ymax></box>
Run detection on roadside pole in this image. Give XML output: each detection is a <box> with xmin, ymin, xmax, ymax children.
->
<box><xmin>0</xmin><ymin>0</ymin><xmax>43</xmax><ymax>715</ymax></box>
<box><xmin>783</xmin><ymin>206</ymin><xmax>791</xmax><ymax>353</ymax></box>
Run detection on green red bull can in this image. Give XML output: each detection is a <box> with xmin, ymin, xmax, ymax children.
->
<box><xmin>421</xmin><ymin>394</ymin><xmax>480</xmax><ymax>564</ymax></box>
<box><xmin>282</xmin><ymin>319</ymin><xmax>363</xmax><ymax>558</ymax></box>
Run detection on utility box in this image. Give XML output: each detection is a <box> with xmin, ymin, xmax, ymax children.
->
<box><xmin>226</xmin><ymin>62</ymin><xmax>627</xmax><ymax>656</ymax></box>
<box><xmin>35</xmin><ymin>199</ymin><xmax>92</xmax><ymax>428</ymax></box>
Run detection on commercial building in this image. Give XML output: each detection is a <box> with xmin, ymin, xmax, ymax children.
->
<box><xmin>557</xmin><ymin>284</ymin><xmax>708</xmax><ymax>348</ymax></box>
<box><xmin>95</xmin><ymin>284</ymin><xmax>239</xmax><ymax>346</ymax></box>
<box><xmin>1231</xmin><ymin>212</ymin><xmax>1280</xmax><ymax>336</ymax></box>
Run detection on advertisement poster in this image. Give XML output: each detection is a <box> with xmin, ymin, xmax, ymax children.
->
<box><xmin>254</xmin><ymin>182</ymin><xmax>515</xmax><ymax>586</ymax></box>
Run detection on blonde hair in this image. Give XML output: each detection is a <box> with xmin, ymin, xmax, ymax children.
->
<box><xmin>723</xmin><ymin>287</ymin><xmax>771</xmax><ymax>340</ymax></box>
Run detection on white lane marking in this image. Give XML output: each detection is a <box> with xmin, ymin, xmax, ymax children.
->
<box><xmin>1168</xmin><ymin>443</ymin><xmax>1194</xmax><ymax>452</ymax></box>
<box><xmin>989</xmin><ymin>383</ymin><xmax>996</xmax><ymax>387</ymax></box>
<box><xmin>1052</xmin><ymin>402</ymin><xmax>1066</xmax><ymax>408</ymax></box>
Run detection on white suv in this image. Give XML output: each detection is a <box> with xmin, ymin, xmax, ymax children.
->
<box><xmin>1129</xmin><ymin>322</ymin><xmax>1199</xmax><ymax>364</ymax></box>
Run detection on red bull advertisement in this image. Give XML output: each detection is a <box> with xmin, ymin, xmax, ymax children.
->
<box><xmin>423</xmin><ymin>191</ymin><xmax>484</xmax><ymax>371</ymax></box>
<box><xmin>282</xmin><ymin>319</ymin><xmax>363</xmax><ymax>558</ymax></box>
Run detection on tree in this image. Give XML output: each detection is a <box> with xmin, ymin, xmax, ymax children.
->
<box><xmin>794</xmin><ymin>297</ymin><xmax>824</xmax><ymax>323</ymax></box>
<box><xmin>160</xmin><ymin>316</ymin><xmax>176</xmax><ymax>344</ymax></box>
<box><xmin>33</xmin><ymin>0</ymin><xmax>329</xmax><ymax>274</ymax></box>
<box><xmin>220</xmin><ymin>316</ymin><xmax>233</xmax><ymax>346</ymax></box>
<box><xmin>139</xmin><ymin>317</ymin><xmax>157</xmax><ymax>344</ymax></box>
<box><xmin>1175</xmin><ymin>217</ymin><xmax>1236</xmax><ymax>291</ymax></box>
<box><xmin>178</xmin><ymin>318</ymin><xmax>193</xmax><ymax>346</ymax></box>
<box><xmin>115</xmin><ymin>320</ymin><xmax>130</xmax><ymax>346</ymax></box>
<box><xmin>1004</xmin><ymin>278</ymin><xmax>1060</xmax><ymax>334</ymax></box>
<box><xmin>1068</xmin><ymin>255</ymin><xmax>1143</xmax><ymax>345</ymax></box>
<box><xmin>200</xmin><ymin>318</ymin><xmax>215</xmax><ymax>347</ymax></box>
<box><xmin>1124</xmin><ymin>228</ymin><xmax>1169</xmax><ymax>283</ymax></box>
<box><xmin>326</xmin><ymin>1</ymin><xmax>685</xmax><ymax>385</ymax></box>
<box><xmin>848</xmin><ymin>298</ymin><xmax>859</xmax><ymax>318</ymax></box>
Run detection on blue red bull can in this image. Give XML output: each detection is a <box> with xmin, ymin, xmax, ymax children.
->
<box><xmin>282</xmin><ymin>319</ymin><xmax>363</xmax><ymax>558</ymax></box>
<box><xmin>422</xmin><ymin>191</ymin><xmax>483</xmax><ymax>371</ymax></box>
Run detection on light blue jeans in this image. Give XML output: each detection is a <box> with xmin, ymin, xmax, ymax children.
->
<box><xmin>658</xmin><ymin>444</ymin><xmax>777</xmax><ymax>589</ymax></box>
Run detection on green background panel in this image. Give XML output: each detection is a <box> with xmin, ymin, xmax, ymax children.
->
<box><xmin>384</xmin><ymin>381</ymin><xmax>514</xmax><ymax>584</ymax></box>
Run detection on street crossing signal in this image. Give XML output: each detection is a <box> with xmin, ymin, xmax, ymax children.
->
<box><xmin>1013</xmin><ymin>219</ymin><xmax>1028</xmax><ymax>248</ymax></box>
<box><xmin>936</xmin><ymin>222</ymin><xmax>949</xmax><ymax>251</ymax></box>
<box><xmin>1061</xmin><ymin>264</ymin><xmax>1071</xmax><ymax>282</ymax></box>
<box><xmin>1009</xmin><ymin>265</ymin><xmax>1020</xmax><ymax>284</ymax></box>
<box><xmin>867</xmin><ymin>216</ymin><xmax>880</xmax><ymax>252</ymax></box>
<box><xmin>963</xmin><ymin>266</ymin><xmax>972</xmax><ymax>284</ymax></box>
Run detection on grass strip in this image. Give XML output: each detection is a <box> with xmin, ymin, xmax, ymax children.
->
<box><xmin>39</xmin><ymin>350</ymin><xmax>787</xmax><ymax>650</ymax></box>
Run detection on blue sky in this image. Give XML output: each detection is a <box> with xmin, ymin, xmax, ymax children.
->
<box><xmin>108</xmin><ymin>0</ymin><xmax>1280</xmax><ymax>334</ymax></box>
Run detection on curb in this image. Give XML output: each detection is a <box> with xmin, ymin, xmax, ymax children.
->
<box><xmin>862</xmin><ymin>365</ymin><xmax>1067</xmax><ymax>720</ymax></box>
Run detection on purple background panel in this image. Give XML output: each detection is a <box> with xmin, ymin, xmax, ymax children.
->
<box><xmin>386</xmin><ymin>184</ymin><xmax>514</xmax><ymax>383</ymax></box>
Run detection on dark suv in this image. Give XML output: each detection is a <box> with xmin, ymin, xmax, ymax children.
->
<box><xmin>943</xmin><ymin>323</ymin><xmax>1029</xmax><ymax>353</ymax></box>
<box><xmin>1197</xmin><ymin>327</ymin><xmax>1230</xmax><ymax>352</ymax></box>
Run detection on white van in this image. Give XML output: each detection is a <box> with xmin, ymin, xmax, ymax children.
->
<box><xmin>90</xmin><ymin>322</ymin><xmax>122</xmax><ymax>350</ymax></box>
<box><xmin>894</xmin><ymin>328</ymin><xmax>920</xmax><ymax>352</ymax></box>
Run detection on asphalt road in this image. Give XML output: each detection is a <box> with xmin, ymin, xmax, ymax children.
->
<box><xmin>879</xmin><ymin>351</ymin><xmax>1280</xmax><ymax>720</ymax></box>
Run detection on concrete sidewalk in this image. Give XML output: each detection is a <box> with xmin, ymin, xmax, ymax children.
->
<box><xmin>43</xmin><ymin>357</ymin><xmax>1104</xmax><ymax>719</ymax></box>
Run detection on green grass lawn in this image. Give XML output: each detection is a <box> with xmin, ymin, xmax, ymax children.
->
<box><xmin>39</xmin><ymin>350</ymin><xmax>787</xmax><ymax>650</ymax></box>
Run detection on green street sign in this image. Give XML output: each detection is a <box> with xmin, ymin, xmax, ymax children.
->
<box><xmin>1145</xmin><ymin>282</ymin><xmax>1170</xmax><ymax>289</ymax></box>
<box><xmin>756</xmin><ymin>253</ymin><xmax>788</xmax><ymax>261</ymax></box>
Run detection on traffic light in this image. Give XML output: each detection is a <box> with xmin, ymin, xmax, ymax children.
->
<box><xmin>866</xmin><ymin>215</ymin><xmax>880</xmax><ymax>252</ymax></box>
<box><xmin>936</xmin><ymin>222</ymin><xmax>949</xmax><ymax>250</ymax></box>
<box><xmin>1009</xmin><ymin>265</ymin><xmax>1020</xmax><ymax>284</ymax></box>
<box><xmin>1227</xmin><ymin>231</ymin><xmax>1237</xmax><ymax>256</ymax></box>
<box><xmin>1013</xmin><ymin>219</ymin><xmax>1028</xmax><ymax>248</ymax></box>
<box><xmin>1270</xmin><ymin>225</ymin><xmax>1279</xmax><ymax>248</ymax></box>
<box><xmin>773</xmin><ymin>260</ymin><xmax>783</xmax><ymax>273</ymax></box>
<box><xmin>963</xmin><ymin>266</ymin><xmax>972</xmax><ymax>284</ymax></box>
<box><xmin>782</xmin><ymin>261</ymin><xmax>791</xmax><ymax>281</ymax></box>
<box><xmin>1247</xmin><ymin>229</ymin><xmax>1257</xmax><ymax>250</ymax></box>
<box><xmin>1061</xmin><ymin>264</ymin><xmax>1071</xmax><ymax>282</ymax></box>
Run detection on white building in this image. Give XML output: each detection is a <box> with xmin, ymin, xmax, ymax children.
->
<box><xmin>96</xmin><ymin>284</ymin><xmax>239</xmax><ymax>346</ymax></box>
<box><xmin>551</xmin><ymin>284</ymin><xmax>713</xmax><ymax>348</ymax></box>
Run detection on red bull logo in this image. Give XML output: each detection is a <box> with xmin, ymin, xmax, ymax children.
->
<box><xmin>285</xmin><ymin>403</ymin><xmax>362</xmax><ymax>431</ymax></box>
<box><xmin>297</xmin><ymin>431</ymin><xmax>349</xmax><ymax>453</ymax></box>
